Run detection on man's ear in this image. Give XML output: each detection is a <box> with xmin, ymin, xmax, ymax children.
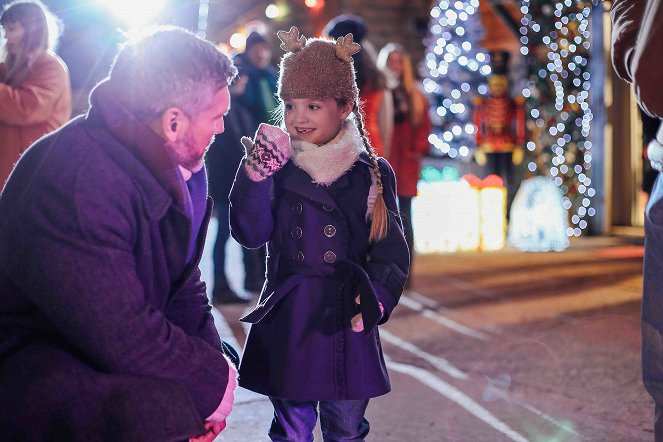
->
<box><xmin>154</xmin><ymin>107</ymin><xmax>189</xmax><ymax>143</ymax></box>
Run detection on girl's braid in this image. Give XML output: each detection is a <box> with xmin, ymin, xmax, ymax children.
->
<box><xmin>353</xmin><ymin>101</ymin><xmax>389</xmax><ymax>243</ymax></box>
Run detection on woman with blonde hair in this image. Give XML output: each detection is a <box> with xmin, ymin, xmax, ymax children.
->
<box><xmin>0</xmin><ymin>0</ymin><xmax>71</xmax><ymax>187</ymax></box>
<box><xmin>323</xmin><ymin>14</ymin><xmax>389</xmax><ymax>157</ymax></box>
<box><xmin>377</xmin><ymin>42</ymin><xmax>431</xmax><ymax>281</ymax></box>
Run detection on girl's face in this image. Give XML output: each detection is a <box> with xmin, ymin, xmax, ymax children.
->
<box><xmin>283</xmin><ymin>98</ymin><xmax>353</xmax><ymax>146</ymax></box>
<box><xmin>386</xmin><ymin>51</ymin><xmax>404</xmax><ymax>78</ymax></box>
<box><xmin>2</xmin><ymin>22</ymin><xmax>24</xmax><ymax>55</ymax></box>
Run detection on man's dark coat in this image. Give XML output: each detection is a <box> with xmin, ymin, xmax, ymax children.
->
<box><xmin>0</xmin><ymin>81</ymin><xmax>230</xmax><ymax>441</ymax></box>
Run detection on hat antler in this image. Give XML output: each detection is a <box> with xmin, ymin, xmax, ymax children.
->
<box><xmin>277</xmin><ymin>26</ymin><xmax>306</xmax><ymax>53</ymax></box>
<box><xmin>335</xmin><ymin>33</ymin><xmax>361</xmax><ymax>62</ymax></box>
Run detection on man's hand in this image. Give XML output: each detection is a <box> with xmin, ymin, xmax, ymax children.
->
<box><xmin>190</xmin><ymin>421</ymin><xmax>226</xmax><ymax>442</ymax></box>
<box><xmin>243</xmin><ymin>123</ymin><xmax>291</xmax><ymax>182</ymax></box>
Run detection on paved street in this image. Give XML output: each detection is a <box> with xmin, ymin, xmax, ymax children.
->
<box><xmin>201</xmin><ymin>218</ymin><xmax>651</xmax><ymax>441</ymax></box>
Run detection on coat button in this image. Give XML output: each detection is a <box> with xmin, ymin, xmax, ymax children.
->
<box><xmin>324</xmin><ymin>225</ymin><xmax>336</xmax><ymax>237</ymax></box>
<box><xmin>323</xmin><ymin>204</ymin><xmax>334</xmax><ymax>212</ymax></box>
<box><xmin>292</xmin><ymin>203</ymin><xmax>303</xmax><ymax>214</ymax></box>
<box><xmin>291</xmin><ymin>227</ymin><xmax>302</xmax><ymax>239</ymax></box>
<box><xmin>293</xmin><ymin>251</ymin><xmax>304</xmax><ymax>261</ymax></box>
<box><xmin>323</xmin><ymin>251</ymin><xmax>336</xmax><ymax>263</ymax></box>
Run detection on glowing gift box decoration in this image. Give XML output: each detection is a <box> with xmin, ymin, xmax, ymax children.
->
<box><xmin>463</xmin><ymin>174</ymin><xmax>507</xmax><ymax>251</ymax></box>
<box><xmin>507</xmin><ymin>176</ymin><xmax>569</xmax><ymax>252</ymax></box>
<box><xmin>412</xmin><ymin>172</ymin><xmax>507</xmax><ymax>253</ymax></box>
<box><xmin>412</xmin><ymin>179</ymin><xmax>480</xmax><ymax>253</ymax></box>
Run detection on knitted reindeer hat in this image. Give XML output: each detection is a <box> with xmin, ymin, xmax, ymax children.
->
<box><xmin>277</xmin><ymin>26</ymin><xmax>360</xmax><ymax>105</ymax></box>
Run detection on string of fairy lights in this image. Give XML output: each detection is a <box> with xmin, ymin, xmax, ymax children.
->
<box><xmin>422</xmin><ymin>0</ymin><xmax>490</xmax><ymax>160</ymax></box>
<box><xmin>520</xmin><ymin>0</ymin><xmax>595</xmax><ymax>237</ymax></box>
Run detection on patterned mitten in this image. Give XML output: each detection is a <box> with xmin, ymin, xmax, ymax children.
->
<box><xmin>243</xmin><ymin>123</ymin><xmax>291</xmax><ymax>182</ymax></box>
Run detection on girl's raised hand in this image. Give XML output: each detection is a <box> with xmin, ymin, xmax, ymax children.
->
<box><xmin>243</xmin><ymin>123</ymin><xmax>291</xmax><ymax>182</ymax></box>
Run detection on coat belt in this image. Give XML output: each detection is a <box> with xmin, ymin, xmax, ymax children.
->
<box><xmin>240</xmin><ymin>258</ymin><xmax>382</xmax><ymax>333</ymax></box>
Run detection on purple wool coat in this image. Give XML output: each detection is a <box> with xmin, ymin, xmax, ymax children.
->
<box><xmin>229</xmin><ymin>154</ymin><xmax>409</xmax><ymax>401</ymax></box>
<box><xmin>0</xmin><ymin>81</ymin><xmax>230</xmax><ymax>441</ymax></box>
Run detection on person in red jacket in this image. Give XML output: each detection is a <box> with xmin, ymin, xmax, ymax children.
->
<box><xmin>377</xmin><ymin>43</ymin><xmax>432</xmax><ymax>279</ymax></box>
<box><xmin>0</xmin><ymin>0</ymin><xmax>71</xmax><ymax>188</ymax></box>
<box><xmin>611</xmin><ymin>1</ymin><xmax>663</xmax><ymax>439</ymax></box>
<box><xmin>323</xmin><ymin>14</ymin><xmax>389</xmax><ymax>157</ymax></box>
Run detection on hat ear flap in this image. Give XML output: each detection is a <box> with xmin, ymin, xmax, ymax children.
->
<box><xmin>277</xmin><ymin>26</ymin><xmax>306</xmax><ymax>53</ymax></box>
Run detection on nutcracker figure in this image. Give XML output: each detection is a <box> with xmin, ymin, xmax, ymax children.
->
<box><xmin>472</xmin><ymin>51</ymin><xmax>525</xmax><ymax>189</ymax></box>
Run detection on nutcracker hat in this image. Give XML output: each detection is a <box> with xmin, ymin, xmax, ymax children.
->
<box><xmin>276</xmin><ymin>26</ymin><xmax>360</xmax><ymax>105</ymax></box>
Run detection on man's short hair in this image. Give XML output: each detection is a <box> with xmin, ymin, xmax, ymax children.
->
<box><xmin>108</xmin><ymin>26</ymin><xmax>237</xmax><ymax>121</ymax></box>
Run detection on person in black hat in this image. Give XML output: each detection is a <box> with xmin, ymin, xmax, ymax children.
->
<box><xmin>234</xmin><ymin>30</ymin><xmax>279</xmax><ymax>128</ymax></box>
<box><xmin>225</xmin><ymin>31</ymin><xmax>279</xmax><ymax>296</ymax></box>
<box><xmin>207</xmin><ymin>58</ymin><xmax>256</xmax><ymax>305</ymax></box>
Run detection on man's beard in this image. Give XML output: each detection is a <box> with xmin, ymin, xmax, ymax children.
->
<box><xmin>166</xmin><ymin>130</ymin><xmax>214</xmax><ymax>173</ymax></box>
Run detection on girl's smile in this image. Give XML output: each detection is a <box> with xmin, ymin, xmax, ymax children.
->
<box><xmin>284</xmin><ymin>98</ymin><xmax>353</xmax><ymax>145</ymax></box>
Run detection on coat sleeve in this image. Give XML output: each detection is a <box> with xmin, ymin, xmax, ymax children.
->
<box><xmin>3</xmin><ymin>165</ymin><xmax>228</xmax><ymax>420</ymax></box>
<box><xmin>229</xmin><ymin>162</ymin><xmax>275</xmax><ymax>248</ymax></box>
<box><xmin>0</xmin><ymin>54</ymin><xmax>70</xmax><ymax>126</ymax></box>
<box><xmin>165</xmin><ymin>265</ymin><xmax>222</xmax><ymax>351</ymax></box>
<box><xmin>611</xmin><ymin>0</ymin><xmax>663</xmax><ymax>118</ymax></box>
<box><xmin>366</xmin><ymin>158</ymin><xmax>410</xmax><ymax>323</ymax></box>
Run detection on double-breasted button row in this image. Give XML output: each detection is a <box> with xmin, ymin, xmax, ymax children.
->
<box><xmin>292</xmin><ymin>203</ymin><xmax>303</xmax><ymax>214</ymax></box>
<box><xmin>291</xmin><ymin>227</ymin><xmax>302</xmax><ymax>239</ymax></box>
<box><xmin>324</xmin><ymin>225</ymin><xmax>336</xmax><ymax>237</ymax></box>
<box><xmin>323</xmin><ymin>251</ymin><xmax>336</xmax><ymax>263</ymax></box>
<box><xmin>323</xmin><ymin>204</ymin><xmax>334</xmax><ymax>212</ymax></box>
<box><xmin>293</xmin><ymin>251</ymin><xmax>304</xmax><ymax>261</ymax></box>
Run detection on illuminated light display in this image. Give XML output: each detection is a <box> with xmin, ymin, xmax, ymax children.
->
<box><xmin>265</xmin><ymin>4</ymin><xmax>281</xmax><ymax>19</ymax></box>
<box><xmin>197</xmin><ymin>0</ymin><xmax>210</xmax><ymax>38</ymax></box>
<box><xmin>412</xmin><ymin>173</ymin><xmax>507</xmax><ymax>253</ymax></box>
<box><xmin>413</xmin><ymin>179</ymin><xmax>481</xmax><ymax>252</ymax></box>
<box><xmin>229</xmin><ymin>33</ymin><xmax>246</xmax><ymax>49</ymax></box>
<box><xmin>423</xmin><ymin>0</ymin><xmax>490</xmax><ymax>159</ymax></box>
<box><xmin>94</xmin><ymin>0</ymin><xmax>166</xmax><ymax>28</ymax></box>
<box><xmin>508</xmin><ymin>176</ymin><xmax>569</xmax><ymax>251</ymax></box>
<box><xmin>305</xmin><ymin>0</ymin><xmax>324</xmax><ymax>9</ymax></box>
<box><xmin>521</xmin><ymin>0</ymin><xmax>597</xmax><ymax>237</ymax></box>
<box><xmin>479</xmin><ymin>186</ymin><xmax>507</xmax><ymax>251</ymax></box>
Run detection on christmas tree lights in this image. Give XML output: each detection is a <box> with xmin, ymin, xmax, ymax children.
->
<box><xmin>520</xmin><ymin>0</ymin><xmax>596</xmax><ymax>237</ymax></box>
<box><xmin>423</xmin><ymin>0</ymin><xmax>490</xmax><ymax>159</ymax></box>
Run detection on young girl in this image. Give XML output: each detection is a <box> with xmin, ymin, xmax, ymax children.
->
<box><xmin>229</xmin><ymin>26</ymin><xmax>409</xmax><ymax>441</ymax></box>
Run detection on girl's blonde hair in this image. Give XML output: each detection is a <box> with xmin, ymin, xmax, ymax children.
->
<box><xmin>352</xmin><ymin>100</ymin><xmax>389</xmax><ymax>243</ymax></box>
<box><xmin>377</xmin><ymin>42</ymin><xmax>426</xmax><ymax>127</ymax></box>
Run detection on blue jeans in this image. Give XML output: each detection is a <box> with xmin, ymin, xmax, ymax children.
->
<box><xmin>268</xmin><ymin>398</ymin><xmax>370</xmax><ymax>442</ymax></box>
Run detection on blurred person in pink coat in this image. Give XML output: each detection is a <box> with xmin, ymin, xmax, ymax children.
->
<box><xmin>0</xmin><ymin>0</ymin><xmax>71</xmax><ymax>188</ymax></box>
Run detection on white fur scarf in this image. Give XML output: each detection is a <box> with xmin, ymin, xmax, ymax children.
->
<box><xmin>290</xmin><ymin>120</ymin><xmax>365</xmax><ymax>186</ymax></box>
